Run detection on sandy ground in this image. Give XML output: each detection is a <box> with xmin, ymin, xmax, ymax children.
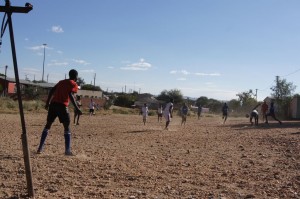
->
<box><xmin>0</xmin><ymin>112</ymin><xmax>299</xmax><ymax>199</ymax></box>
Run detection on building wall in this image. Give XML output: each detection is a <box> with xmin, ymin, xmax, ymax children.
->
<box><xmin>290</xmin><ymin>96</ymin><xmax>300</xmax><ymax>119</ymax></box>
<box><xmin>8</xmin><ymin>83</ymin><xmax>16</xmax><ymax>93</ymax></box>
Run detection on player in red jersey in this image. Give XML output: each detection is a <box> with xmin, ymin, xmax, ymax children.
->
<box><xmin>37</xmin><ymin>69</ymin><xmax>82</xmax><ymax>155</ymax></box>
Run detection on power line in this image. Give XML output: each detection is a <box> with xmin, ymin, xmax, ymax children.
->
<box><xmin>257</xmin><ymin>68</ymin><xmax>300</xmax><ymax>92</ymax></box>
<box><xmin>281</xmin><ymin>68</ymin><xmax>300</xmax><ymax>77</ymax></box>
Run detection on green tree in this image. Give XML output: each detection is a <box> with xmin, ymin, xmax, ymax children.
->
<box><xmin>271</xmin><ymin>76</ymin><xmax>296</xmax><ymax>100</ymax></box>
<box><xmin>207</xmin><ymin>98</ymin><xmax>223</xmax><ymax>113</ymax></box>
<box><xmin>270</xmin><ymin>76</ymin><xmax>296</xmax><ymax>118</ymax></box>
<box><xmin>236</xmin><ymin>89</ymin><xmax>257</xmax><ymax>112</ymax></box>
<box><xmin>81</xmin><ymin>84</ymin><xmax>102</xmax><ymax>91</ymax></box>
<box><xmin>227</xmin><ymin>99</ymin><xmax>241</xmax><ymax>112</ymax></box>
<box><xmin>114</xmin><ymin>94</ymin><xmax>136</xmax><ymax>107</ymax></box>
<box><xmin>236</xmin><ymin>90</ymin><xmax>256</xmax><ymax>105</ymax></box>
<box><xmin>156</xmin><ymin>89</ymin><xmax>184</xmax><ymax>104</ymax></box>
<box><xmin>77</xmin><ymin>77</ymin><xmax>85</xmax><ymax>86</ymax></box>
<box><xmin>195</xmin><ymin>96</ymin><xmax>208</xmax><ymax>107</ymax></box>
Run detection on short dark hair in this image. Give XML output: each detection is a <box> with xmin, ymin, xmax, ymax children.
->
<box><xmin>69</xmin><ymin>69</ymin><xmax>78</xmax><ymax>79</ymax></box>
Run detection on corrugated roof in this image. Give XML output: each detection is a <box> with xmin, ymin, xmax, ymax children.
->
<box><xmin>0</xmin><ymin>76</ymin><xmax>55</xmax><ymax>88</ymax></box>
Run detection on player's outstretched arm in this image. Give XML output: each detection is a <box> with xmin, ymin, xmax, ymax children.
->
<box><xmin>252</xmin><ymin>103</ymin><xmax>261</xmax><ymax>110</ymax></box>
<box><xmin>69</xmin><ymin>92</ymin><xmax>82</xmax><ymax>115</ymax></box>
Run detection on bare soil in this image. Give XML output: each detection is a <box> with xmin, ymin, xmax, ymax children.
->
<box><xmin>0</xmin><ymin>112</ymin><xmax>299</xmax><ymax>199</ymax></box>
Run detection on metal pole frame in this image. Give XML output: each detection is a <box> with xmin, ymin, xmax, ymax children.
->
<box><xmin>42</xmin><ymin>43</ymin><xmax>46</xmax><ymax>82</ymax></box>
<box><xmin>4</xmin><ymin>64</ymin><xmax>7</xmax><ymax>96</ymax></box>
<box><xmin>0</xmin><ymin>1</ymin><xmax>34</xmax><ymax>197</ymax></box>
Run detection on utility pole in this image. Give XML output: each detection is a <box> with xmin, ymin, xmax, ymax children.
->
<box><xmin>42</xmin><ymin>43</ymin><xmax>47</xmax><ymax>82</ymax></box>
<box><xmin>276</xmin><ymin>75</ymin><xmax>279</xmax><ymax>99</ymax></box>
<box><xmin>93</xmin><ymin>73</ymin><xmax>96</xmax><ymax>88</ymax></box>
<box><xmin>4</xmin><ymin>65</ymin><xmax>7</xmax><ymax>96</ymax></box>
<box><xmin>47</xmin><ymin>73</ymin><xmax>49</xmax><ymax>83</ymax></box>
<box><xmin>255</xmin><ymin>89</ymin><xmax>258</xmax><ymax>101</ymax></box>
<box><xmin>0</xmin><ymin>1</ymin><xmax>34</xmax><ymax>197</ymax></box>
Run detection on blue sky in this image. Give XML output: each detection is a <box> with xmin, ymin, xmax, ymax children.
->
<box><xmin>0</xmin><ymin>0</ymin><xmax>300</xmax><ymax>101</ymax></box>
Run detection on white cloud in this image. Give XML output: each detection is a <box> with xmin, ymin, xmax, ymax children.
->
<box><xmin>79</xmin><ymin>69</ymin><xmax>95</xmax><ymax>73</ymax></box>
<box><xmin>177</xmin><ymin>77</ymin><xmax>186</xmax><ymax>81</ymax></box>
<box><xmin>47</xmin><ymin>60</ymin><xmax>68</xmax><ymax>66</ymax></box>
<box><xmin>121</xmin><ymin>58</ymin><xmax>152</xmax><ymax>71</ymax></box>
<box><xmin>27</xmin><ymin>46</ymin><xmax>43</xmax><ymax>51</ymax></box>
<box><xmin>195</xmin><ymin>73</ymin><xmax>221</xmax><ymax>76</ymax></box>
<box><xmin>170</xmin><ymin>70</ymin><xmax>221</xmax><ymax>77</ymax></box>
<box><xmin>57</xmin><ymin>50</ymin><xmax>63</xmax><ymax>54</ymax></box>
<box><xmin>170</xmin><ymin>70</ymin><xmax>190</xmax><ymax>75</ymax></box>
<box><xmin>27</xmin><ymin>45</ymin><xmax>52</xmax><ymax>51</ymax></box>
<box><xmin>108</xmin><ymin>66</ymin><xmax>114</xmax><ymax>69</ymax></box>
<box><xmin>73</xmin><ymin>59</ymin><xmax>90</xmax><ymax>65</ymax></box>
<box><xmin>52</xmin><ymin>25</ymin><xmax>64</xmax><ymax>33</ymax></box>
<box><xmin>181</xmin><ymin>70</ymin><xmax>190</xmax><ymax>75</ymax></box>
<box><xmin>22</xmin><ymin>68</ymin><xmax>40</xmax><ymax>75</ymax></box>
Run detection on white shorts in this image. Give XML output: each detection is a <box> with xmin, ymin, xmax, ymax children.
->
<box><xmin>164</xmin><ymin>113</ymin><xmax>171</xmax><ymax>122</ymax></box>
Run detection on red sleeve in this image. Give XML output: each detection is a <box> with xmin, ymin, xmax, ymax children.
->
<box><xmin>71</xmin><ymin>80</ymin><xmax>78</xmax><ymax>93</ymax></box>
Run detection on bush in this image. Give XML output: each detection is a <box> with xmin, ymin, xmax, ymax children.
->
<box><xmin>148</xmin><ymin>110</ymin><xmax>156</xmax><ymax>116</ymax></box>
<box><xmin>23</xmin><ymin>100</ymin><xmax>44</xmax><ymax>111</ymax></box>
<box><xmin>0</xmin><ymin>97</ymin><xmax>45</xmax><ymax>112</ymax></box>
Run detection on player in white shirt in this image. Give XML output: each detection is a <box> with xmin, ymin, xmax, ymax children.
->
<box><xmin>89</xmin><ymin>99</ymin><xmax>96</xmax><ymax>116</ymax></box>
<box><xmin>157</xmin><ymin>104</ymin><xmax>163</xmax><ymax>122</ymax></box>
<box><xmin>141</xmin><ymin>103</ymin><xmax>149</xmax><ymax>125</ymax></box>
<box><xmin>163</xmin><ymin>98</ymin><xmax>174</xmax><ymax>130</ymax></box>
<box><xmin>246</xmin><ymin>103</ymin><xmax>261</xmax><ymax>126</ymax></box>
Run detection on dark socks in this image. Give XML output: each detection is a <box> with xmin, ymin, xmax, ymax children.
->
<box><xmin>37</xmin><ymin>129</ymin><xmax>49</xmax><ymax>152</ymax></box>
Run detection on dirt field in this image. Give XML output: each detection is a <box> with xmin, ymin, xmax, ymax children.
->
<box><xmin>0</xmin><ymin>111</ymin><xmax>299</xmax><ymax>199</ymax></box>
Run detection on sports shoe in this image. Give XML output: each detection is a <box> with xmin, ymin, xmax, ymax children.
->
<box><xmin>65</xmin><ymin>151</ymin><xmax>75</xmax><ymax>156</ymax></box>
<box><xmin>37</xmin><ymin>150</ymin><xmax>42</xmax><ymax>154</ymax></box>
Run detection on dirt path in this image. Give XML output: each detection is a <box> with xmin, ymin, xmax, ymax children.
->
<box><xmin>0</xmin><ymin>113</ymin><xmax>299</xmax><ymax>198</ymax></box>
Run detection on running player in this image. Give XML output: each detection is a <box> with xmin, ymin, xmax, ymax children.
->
<box><xmin>163</xmin><ymin>98</ymin><xmax>174</xmax><ymax>130</ymax></box>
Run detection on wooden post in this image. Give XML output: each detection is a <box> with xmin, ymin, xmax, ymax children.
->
<box><xmin>0</xmin><ymin>1</ymin><xmax>34</xmax><ymax>197</ymax></box>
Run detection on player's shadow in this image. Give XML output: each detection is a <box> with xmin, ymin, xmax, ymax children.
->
<box><xmin>231</xmin><ymin>121</ymin><xmax>300</xmax><ymax>130</ymax></box>
<box><xmin>0</xmin><ymin>154</ymin><xmax>20</xmax><ymax>160</ymax></box>
<box><xmin>125</xmin><ymin>130</ymin><xmax>154</xmax><ymax>134</ymax></box>
<box><xmin>29</xmin><ymin>124</ymin><xmax>44</xmax><ymax>126</ymax></box>
<box><xmin>291</xmin><ymin>132</ymin><xmax>300</xmax><ymax>135</ymax></box>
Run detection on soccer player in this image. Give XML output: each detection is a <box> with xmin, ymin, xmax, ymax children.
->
<box><xmin>163</xmin><ymin>98</ymin><xmax>174</xmax><ymax>130</ymax></box>
<box><xmin>265</xmin><ymin>101</ymin><xmax>282</xmax><ymax>124</ymax></box>
<box><xmin>37</xmin><ymin>69</ymin><xmax>82</xmax><ymax>156</ymax></box>
<box><xmin>222</xmin><ymin>103</ymin><xmax>229</xmax><ymax>124</ymax></box>
<box><xmin>197</xmin><ymin>105</ymin><xmax>202</xmax><ymax>119</ymax></box>
<box><xmin>157</xmin><ymin>104</ymin><xmax>163</xmax><ymax>122</ymax></box>
<box><xmin>89</xmin><ymin>99</ymin><xmax>96</xmax><ymax>116</ymax></box>
<box><xmin>74</xmin><ymin>95</ymin><xmax>82</xmax><ymax>125</ymax></box>
<box><xmin>261</xmin><ymin>101</ymin><xmax>268</xmax><ymax>122</ymax></box>
<box><xmin>141</xmin><ymin>103</ymin><xmax>149</xmax><ymax>125</ymax></box>
<box><xmin>181</xmin><ymin>102</ymin><xmax>189</xmax><ymax>126</ymax></box>
<box><xmin>248</xmin><ymin>104</ymin><xmax>261</xmax><ymax>126</ymax></box>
